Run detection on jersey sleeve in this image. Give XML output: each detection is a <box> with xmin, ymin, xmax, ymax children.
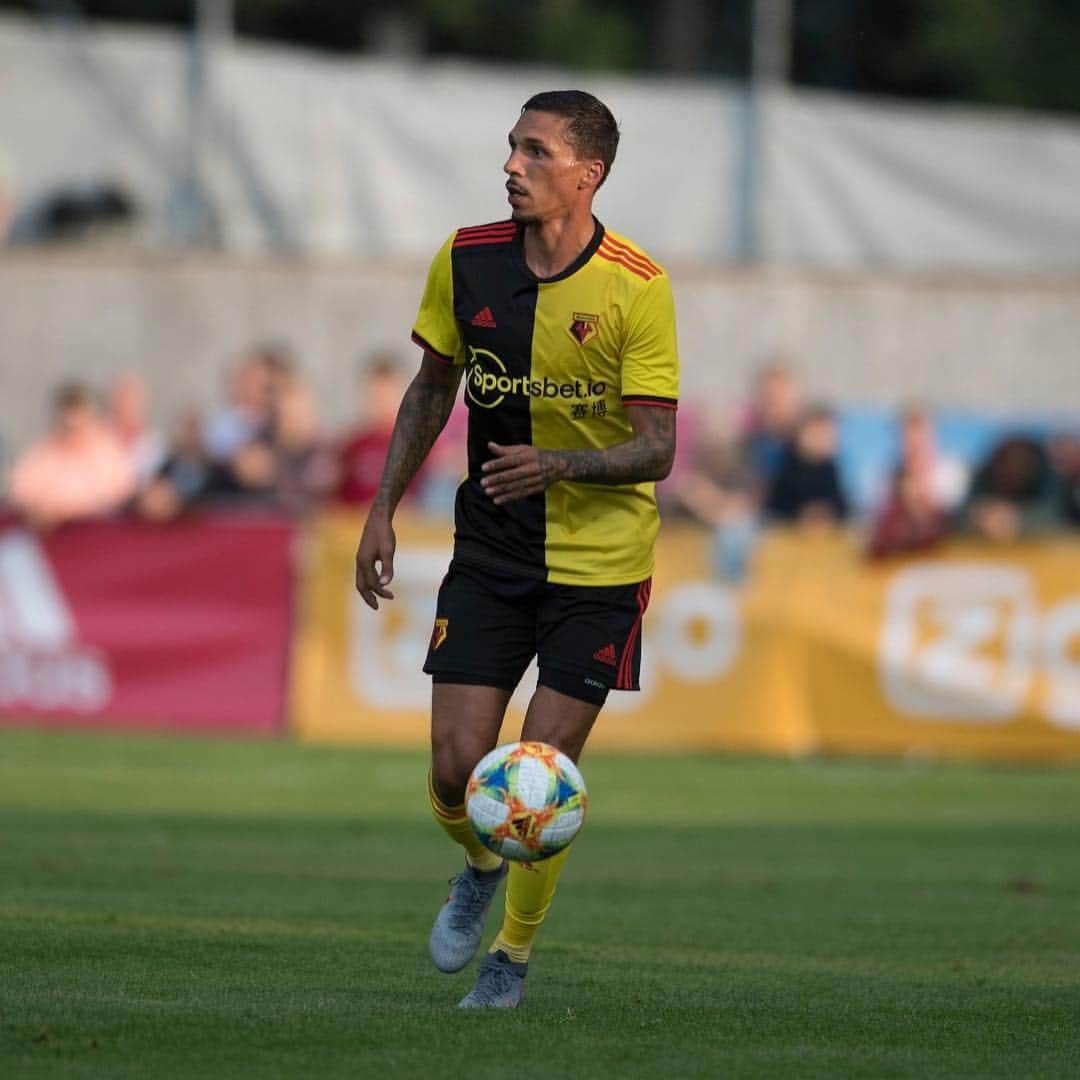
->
<box><xmin>619</xmin><ymin>273</ymin><xmax>679</xmax><ymax>409</ymax></box>
<box><xmin>410</xmin><ymin>232</ymin><xmax>465</xmax><ymax>365</ymax></box>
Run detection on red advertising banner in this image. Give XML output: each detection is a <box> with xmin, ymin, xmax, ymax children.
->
<box><xmin>0</xmin><ymin>514</ymin><xmax>294</xmax><ymax>734</ymax></box>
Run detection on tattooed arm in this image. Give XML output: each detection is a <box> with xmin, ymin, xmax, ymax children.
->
<box><xmin>480</xmin><ymin>404</ymin><xmax>676</xmax><ymax>506</ymax></box>
<box><xmin>355</xmin><ymin>353</ymin><xmax>463</xmax><ymax>608</ymax></box>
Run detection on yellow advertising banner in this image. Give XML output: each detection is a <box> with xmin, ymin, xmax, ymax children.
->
<box><xmin>785</xmin><ymin>532</ymin><xmax>1080</xmax><ymax>760</ymax></box>
<box><xmin>291</xmin><ymin>512</ymin><xmax>1080</xmax><ymax>762</ymax></box>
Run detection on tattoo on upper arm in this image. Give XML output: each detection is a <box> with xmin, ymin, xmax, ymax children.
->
<box><xmin>373</xmin><ymin>357</ymin><xmax>462</xmax><ymax>511</ymax></box>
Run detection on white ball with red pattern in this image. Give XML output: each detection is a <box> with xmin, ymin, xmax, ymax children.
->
<box><xmin>465</xmin><ymin>740</ymin><xmax>588</xmax><ymax>862</ymax></box>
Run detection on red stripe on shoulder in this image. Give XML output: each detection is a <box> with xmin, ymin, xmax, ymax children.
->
<box><xmin>455</xmin><ymin>228</ymin><xmax>516</xmax><ymax>240</ymax></box>
<box><xmin>596</xmin><ymin>245</ymin><xmax>655</xmax><ymax>281</ymax></box>
<box><xmin>411</xmin><ymin>331</ymin><xmax>454</xmax><ymax>364</ymax></box>
<box><xmin>456</xmin><ymin>219</ymin><xmax>515</xmax><ymax>235</ymax></box>
<box><xmin>599</xmin><ymin>239</ymin><xmax>661</xmax><ymax>279</ymax></box>
<box><xmin>454</xmin><ymin>235</ymin><xmax>516</xmax><ymax>249</ymax></box>
<box><xmin>453</xmin><ymin>233</ymin><xmax>516</xmax><ymax>249</ymax></box>
<box><xmin>453</xmin><ymin>221</ymin><xmax>517</xmax><ymax>248</ymax></box>
<box><xmin>601</xmin><ymin>234</ymin><xmax>661</xmax><ymax>276</ymax></box>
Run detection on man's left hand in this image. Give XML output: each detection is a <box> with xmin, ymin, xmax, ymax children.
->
<box><xmin>480</xmin><ymin>442</ymin><xmax>559</xmax><ymax>505</ymax></box>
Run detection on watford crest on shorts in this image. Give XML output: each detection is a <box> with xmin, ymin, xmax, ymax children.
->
<box><xmin>568</xmin><ymin>312</ymin><xmax>599</xmax><ymax>346</ymax></box>
<box><xmin>431</xmin><ymin>617</ymin><xmax>448</xmax><ymax>651</ymax></box>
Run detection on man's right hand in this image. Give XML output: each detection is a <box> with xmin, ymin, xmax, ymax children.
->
<box><xmin>355</xmin><ymin>509</ymin><xmax>397</xmax><ymax>610</ymax></box>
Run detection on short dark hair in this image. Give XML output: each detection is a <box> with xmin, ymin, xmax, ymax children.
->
<box><xmin>53</xmin><ymin>381</ymin><xmax>95</xmax><ymax>413</ymax></box>
<box><xmin>802</xmin><ymin>403</ymin><xmax>836</xmax><ymax>426</ymax></box>
<box><xmin>521</xmin><ymin>90</ymin><xmax>619</xmax><ymax>187</ymax></box>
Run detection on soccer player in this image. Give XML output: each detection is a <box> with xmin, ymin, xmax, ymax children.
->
<box><xmin>355</xmin><ymin>90</ymin><xmax>678</xmax><ymax>1008</ymax></box>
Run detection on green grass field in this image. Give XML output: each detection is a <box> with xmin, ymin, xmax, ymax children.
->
<box><xmin>1</xmin><ymin>728</ymin><xmax>1078</xmax><ymax>1079</ymax></box>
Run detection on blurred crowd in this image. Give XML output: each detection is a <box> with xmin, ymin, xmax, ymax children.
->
<box><xmin>0</xmin><ymin>343</ymin><xmax>462</xmax><ymax>530</ymax></box>
<box><xmin>2</xmin><ymin>347</ymin><xmax>1079</xmax><ymax>580</ymax></box>
<box><xmin>669</xmin><ymin>361</ymin><xmax>1080</xmax><ymax>579</ymax></box>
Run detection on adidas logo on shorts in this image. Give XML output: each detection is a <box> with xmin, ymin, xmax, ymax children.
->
<box><xmin>592</xmin><ymin>643</ymin><xmax>617</xmax><ymax>666</ymax></box>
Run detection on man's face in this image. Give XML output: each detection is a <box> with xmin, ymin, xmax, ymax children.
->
<box><xmin>232</xmin><ymin>357</ymin><xmax>273</xmax><ymax>413</ymax></box>
<box><xmin>797</xmin><ymin>415</ymin><xmax>837</xmax><ymax>461</ymax></box>
<box><xmin>758</xmin><ymin>370</ymin><xmax>799</xmax><ymax>430</ymax></box>
<box><xmin>57</xmin><ymin>401</ymin><xmax>97</xmax><ymax>442</ymax></box>
<box><xmin>503</xmin><ymin>110</ymin><xmax>596</xmax><ymax>224</ymax></box>
<box><xmin>902</xmin><ymin>413</ymin><xmax>934</xmax><ymax>462</ymax></box>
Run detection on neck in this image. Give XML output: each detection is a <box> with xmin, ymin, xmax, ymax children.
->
<box><xmin>521</xmin><ymin>209</ymin><xmax>596</xmax><ymax>279</ymax></box>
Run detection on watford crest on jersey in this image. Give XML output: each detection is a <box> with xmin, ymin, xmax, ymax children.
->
<box><xmin>569</xmin><ymin>312</ymin><xmax>599</xmax><ymax>346</ymax></box>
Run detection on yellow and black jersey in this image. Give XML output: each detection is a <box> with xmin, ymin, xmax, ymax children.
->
<box><xmin>411</xmin><ymin>218</ymin><xmax>679</xmax><ymax>587</ymax></box>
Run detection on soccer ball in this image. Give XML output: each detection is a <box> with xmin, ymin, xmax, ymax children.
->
<box><xmin>465</xmin><ymin>741</ymin><xmax>588</xmax><ymax>862</ymax></box>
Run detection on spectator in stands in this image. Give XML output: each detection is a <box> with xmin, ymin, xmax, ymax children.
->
<box><xmin>1048</xmin><ymin>432</ymin><xmax>1080</xmax><ymax>527</ymax></box>
<box><xmin>109</xmin><ymin>372</ymin><xmax>166</xmax><ymax>489</ymax></box>
<box><xmin>868</xmin><ymin>460</ymin><xmax>950</xmax><ymax>557</ymax></box>
<box><xmin>141</xmin><ymin>381</ymin><xmax>335</xmax><ymax>521</ymax></box>
<box><xmin>740</xmin><ymin>359</ymin><xmax>803</xmax><ymax>492</ymax></box>
<box><xmin>867</xmin><ymin>404</ymin><xmax>969</xmax><ymax>557</ymax></box>
<box><xmin>672</xmin><ymin>363</ymin><xmax>801</xmax><ymax>581</ymax></box>
<box><xmin>268</xmin><ymin>376</ymin><xmax>338</xmax><ymax>515</ymax></box>
<box><xmin>136</xmin><ymin>410</ymin><xmax>240</xmax><ymax>521</ymax></box>
<box><xmin>195</xmin><ymin>342</ymin><xmax>307</xmax><ymax>509</ymax></box>
<box><xmin>674</xmin><ymin>414</ymin><xmax>761</xmax><ymax>580</ymax></box>
<box><xmin>216</xmin><ymin>438</ymin><xmax>278</xmax><ymax>506</ymax></box>
<box><xmin>963</xmin><ymin>435</ymin><xmax>1064</xmax><ymax>542</ymax></box>
<box><xmin>764</xmin><ymin>404</ymin><xmax>849</xmax><ymax>527</ymax></box>
<box><xmin>202</xmin><ymin>342</ymin><xmax>290</xmax><ymax>462</ymax></box>
<box><xmin>900</xmin><ymin>404</ymin><xmax>969</xmax><ymax>512</ymax></box>
<box><xmin>336</xmin><ymin>353</ymin><xmax>418</xmax><ymax>505</ymax></box>
<box><xmin>8</xmin><ymin>382</ymin><xmax>136</xmax><ymax>529</ymax></box>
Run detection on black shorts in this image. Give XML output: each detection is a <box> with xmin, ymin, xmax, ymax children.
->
<box><xmin>423</xmin><ymin>560</ymin><xmax>652</xmax><ymax>706</ymax></box>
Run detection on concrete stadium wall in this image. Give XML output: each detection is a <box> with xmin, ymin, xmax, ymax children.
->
<box><xmin>2</xmin><ymin>250</ymin><xmax>1078</xmax><ymax>460</ymax></box>
<box><xmin>5</xmin><ymin>15</ymin><xmax>1080</xmax><ymax>273</ymax></box>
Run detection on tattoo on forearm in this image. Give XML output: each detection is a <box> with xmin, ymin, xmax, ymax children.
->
<box><xmin>541</xmin><ymin>407</ymin><xmax>676</xmax><ymax>487</ymax></box>
<box><xmin>373</xmin><ymin>364</ymin><xmax>460</xmax><ymax>512</ymax></box>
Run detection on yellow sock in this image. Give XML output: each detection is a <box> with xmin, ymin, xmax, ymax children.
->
<box><xmin>427</xmin><ymin>770</ymin><xmax>503</xmax><ymax>872</ymax></box>
<box><xmin>491</xmin><ymin>845</ymin><xmax>571</xmax><ymax>963</ymax></box>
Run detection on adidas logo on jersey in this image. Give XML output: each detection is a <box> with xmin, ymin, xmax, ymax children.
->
<box><xmin>0</xmin><ymin>530</ymin><xmax>112</xmax><ymax>711</ymax></box>
<box><xmin>470</xmin><ymin>306</ymin><xmax>497</xmax><ymax>328</ymax></box>
<box><xmin>592</xmin><ymin>643</ymin><xmax>617</xmax><ymax>666</ymax></box>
